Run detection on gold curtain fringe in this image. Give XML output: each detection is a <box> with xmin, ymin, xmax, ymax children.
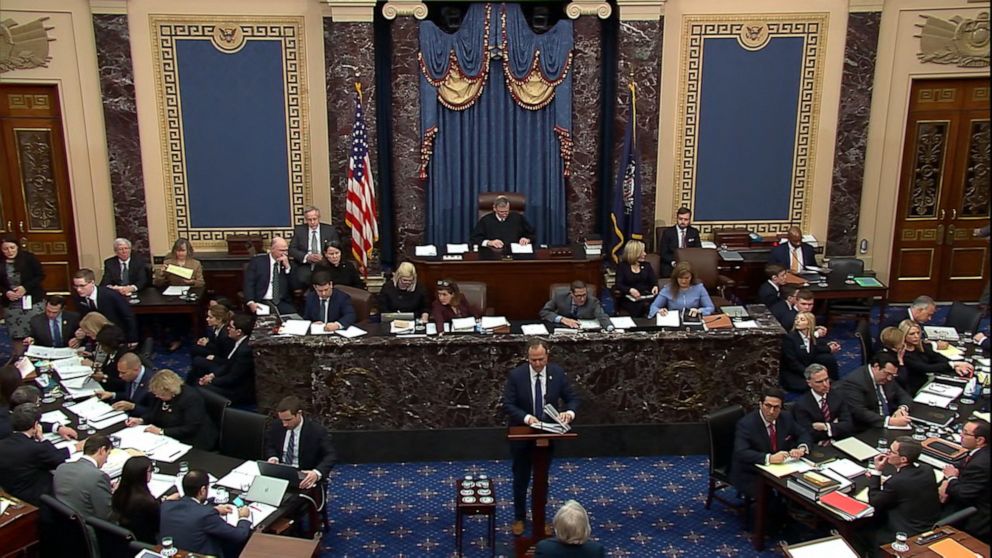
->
<box><xmin>554</xmin><ymin>126</ymin><xmax>573</xmax><ymax>178</ymax></box>
<box><xmin>418</xmin><ymin>125</ymin><xmax>438</xmax><ymax>180</ymax></box>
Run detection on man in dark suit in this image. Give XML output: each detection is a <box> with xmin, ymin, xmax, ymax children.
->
<box><xmin>200</xmin><ymin>313</ymin><xmax>255</xmax><ymax>406</ymax></box>
<box><xmin>868</xmin><ymin>437</ymin><xmax>941</xmax><ymax>548</ymax></box>
<box><xmin>470</xmin><ymin>195</ymin><xmax>536</xmax><ymax>253</ymax></box>
<box><xmin>939</xmin><ymin>419</ymin><xmax>990</xmax><ymax>541</ymax></box>
<box><xmin>730</xmin><ymin>387</ymin><xmax>810</xmax><ymax>498</ymax></box>
<box><xmin>302</xmin><ymin>271</ymin><xmax>356</xmax><ymax>332</ymax></box>
<box><xmin>879</xmin><ymin>296</ymin><xmax>946</xmax><ymax>349</ymax></box>
<box><xmin>767</xmin><ymin>226</ymin><xmax>817</xmax><ymax>272</ymax></box>
<box><xmin>503</xmin><ymin>339</ymin><xmax>579</xmax><ymax>536</ymax></box>
<box><xmin>100</xmin><ymin>238</ymin><xmax>150</xmax><ymax>295</ymax></box>
<box><xmin>160</xmin><ymin>469</ymin><xmax>251</xmax><ymax>557</ymax></box>
<box><xmin>791</xmin><ymin>364</ymin><xmax>855</xmax><ymax>444</ymax></box>
<box><xmin>95</xmin><ymin>352</ymin><xmax>153</xmax><ymax>416</ymax></box>
<box><xmin>8</xmin><ymin>385</ymin><xmax>78</xmax><ymax>441</ymax></box>
<box><xmin>264</xmin><ymin>395</ymin><xmax>336</xmax><ymax>490</ymax></box>
<box><xmin>658</xmin><ymin>206</ymin><xmax>701</xmax><ymax>278</ymax></box>
<box><xmin>539</xmin><ymin>280</ymin><xmax>612</xmax><ymax>331</ymax></box>
<box><xmin>770</xmin><ymin>285</ymin><xmax>800</xmax><ymax>331</ymax></box>
<box><xmin>975</xmin><ymin>331</ymin><xmax>990</xmax><ymax>354</ymax></box>
<box><xmin>25</xmin><ymin>295</ymin><xmax>80</xmax><ymax>348</ymax></box>
<box><xmin>289</xmin><ymin>206</ymin><xmax>339</xmax><ymax>288</ymax></box>
<box><xmin>243</xmin><ymin>236</ymin><xmax>296</xmax><ymax>315</ymax></box>
<box><xmin>71</xmin><ymin>268</ymin><xmax>139</xmax><ymax>342</ymax></box>
<box><xmin>757</xmin><ymin>264</ymin><xmax>787</xmax><ymax>307</ymax></box>
<box><xmin>836</xmin><ymin>352</ymin><xmax>913</xmax><ymax>431</ymax></box>
<box><xmin>54</xmin><ymin>435</ymin><xmax>113</xmax><ymax>519</ymax></box>
<box><xmin>0</xmin><ymin>404</ymin><xmax>76</xmax><ymax>506</ymax></box>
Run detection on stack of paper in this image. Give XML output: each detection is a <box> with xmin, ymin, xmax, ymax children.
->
<box><xmin>63</xmin><ymin>378</ymin><xmax>103</xmax><ymax>400</ymax></box>
<box><xmin>147</xmin><ymin>438</ymin><xmax>192</xmax><ymax>463</ymax></box>
<box><xmin>279</xmin><ymin>320</ymin><xmax>311</xmax><ymax>336</ymax></box>
<box><xmin>823</xmin><ymin>458</ymin><xmax>866</xmax><ymax>479</ymax></box>
<box><xmin>148</xmin><ymin>473</ymin><xmax>177</xmax><ymax>498</ymax></box>
<box><xmin>756</xmin><ymin>459</ymin><xmax>813</xmax><ymax>477</ymax></box>
<box><xmin>114</xmin><ymin>426</ymin><xmax>171</xmax><ymax>453</ymax></box>
<box><xmin>521</xmin><ymin>324</ymin><xmax>549</xmax><ymax>335</ymax></box>
<box><xmin>25</xmin><ymin>345</ymin><xmax>78</xmax><ymax>360</ymax></box>
<box><xmin>914</xmin><ymin>383</ymin><xmax>964</xmax><ymax>408</ymax></box>
<box><xmin>216</xmin><ymin>461</ymin><xmax>261</xmax><ymax>491</ymax></box>
<box><xmin>578</xmin><ymin>319</ymin><xmax>601</xmax><ymax>330</ymax></box>
<box><xmin>609</xmin><ymin>316</ymin><xmax>636</xmax><ymax>330</ymax></box>
<box><xmin>480</xmin><ymin>316</ymin><xmax>509</xmax><ymax>330</ymax></box>
<box><xmin>655</xmin><ymin>312</ymin><xmax>680</xmax><ymax>327</ymax></box>
<box><xmin>832</xmin><ymin>437</ymin><xmax>879</xmax><ymax>462</ymax></box>
<box><xmin>451</xmin><ymin>317</ymin><xmax>476</xmax><ymax>332</ymax></box>
<box><xmin>71</xmin><ymin>397</ymin><xmax>118</xmax><ymax>421</ymax></box>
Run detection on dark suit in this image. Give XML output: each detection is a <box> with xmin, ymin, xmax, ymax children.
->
<box><xmin>73</xmin><ymin>286</ymin><xmax>139</xmax><ymax>342</ymax></box>
<box><xmin>836</xmin><ymin>365</ymin><xmax>912</xmax><ymax>431</ymax></box>
<box><xmin>302</xmin><ymin>289</ymin><xmax>355</xmax><ymax>329</ymax></box>
<box><xmin>791</xmin><ymin>390</ymin><xmax>855</xmax><ymax>442</ymax></box>
<box><xmin>140</xmin><ymin>387</ymin><xmax>217</xmax><ymax>450</ymax></box>
<box><xmin>264</xmin><ymin>416</ymin><xmax>337</xmax><ymax>478</ymax></box>
<box><xmin>189</xmin><ymin>326</ymin><xmax>233</xmax><ymax>385</ymax></box>
<box><xmin>534</xmin><ymin>538</ymin><xmax>606</xmax><ymax>558</ymax></box>
<box><xmin>756</xmin><ymin>281</ymin><xmax>781</xmax><ymax>307</ymax></box>
<box><xmin>100</xmin><ymin>255</ymin><xmax>150</xmax><ymax>291</ymax></box>
<box><xmin>730</xmin><ymin>409</ymin><xmax>810</xmax><ymax>498</ymax></box>
<box><xmin>109</xmin><ymin>366</ymin><xmax>154</xmax><ymax>417</ymax></box>
<box><xmin>944</xmin><ymin>446</ymin><xmax>990</xmax><ymax>540</ymax></box>
<box><xmin>770</xmin><ymin>301</ymin><xmax>797</xmax><ymax>331</ymax></box>
<box><xmin>470</xmin><ymin>211</ymin><xmax>536</xmax><ymax>249</ymax></box>
<box><xmin>780</xmin><ymin>331</ymin><xmax>838</xmax><ymax>392</ymax></box>
<box><xmin>0</xmin><ymin>433</ymin><xmax>69</xmax><ymax>506</ymax></box>
<box><xmin>0</xmin><ymin>405</ymin><xmax>9</xmax><ymax>440</ymax></box>
<box><xmin>160</xmin><ymin>497</ymin><xmax>251</xmax><ymax>557</ymax></box>
<box><xmin>539</xmin><ymin>292</ymin><xmax>612</xmax><ymax>330</ymax></box>
<box><xmin>205</xmin><ymin>338</ymin><xmax>255</xmax><ymax>406</ymax></box>
<box><xmin>289</xmin><ymin>223</ymin><xmax>339</xmax><ymax>287</ymax></box>
<box><xmin>658</xmin><ymin>225</ymin><xmax>700</xmax><ymax>277</ymax></box>
<box><xmin>767</xmin><ymin>242</ymin><xmax>817</xmax><ymax>270</ymax></box>
<box><xmin>243</xmin><ymin>254</ymin><xmax>296</xmax><ymax>314</ymax></box>
<box><xmin>28</xmin><ymin>310</ymin><xmax>80</xmax><ymax>348</ymax></box>
<box><xmin>879</xmin><ymin>308</ymin><xmax>917</xmax><ymax>334</ymax></box>
<box><xmin>503</xmin><ymin>362</ymin><xmax>579</xmax><ymax>520</ymax></box>
<box><xmin>868</xmin><ymin>464</ymin><xmax>940</xmax><ymax>546</ymax></box>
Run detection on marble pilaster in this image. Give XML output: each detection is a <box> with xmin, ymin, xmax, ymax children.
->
<box><xmin>389</xmin><ymin>18</ymin><xmax>426</xmax><ymax>255</ymax></box>
<box><xmin>568</xmin><ymin>17</ymin><xmax>603</xmax><ymax>242</ymax></box>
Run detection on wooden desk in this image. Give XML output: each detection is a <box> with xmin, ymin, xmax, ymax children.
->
<box><xmin>880</xmin><ymin>526</ymin><xmax>990</xmax><ymax>557</ymax></box>
<box><xmin>131</xmin><ymin>287</ymin><xmax>206</xmax><ymax>336</ymax></box>
<box><xmin>0</xmin><ymin>495</ymin><xmax>39</xmax><ymax>558</ymax></box>
<box><xmin>241</xmin><ymin>532</ymin><xmax>320</xmax><ymax>558</ymax></box>
<box><xmin>411</xmin><ymin>249</ymin><xmax>602</xmax><ymax>320</ymax></box>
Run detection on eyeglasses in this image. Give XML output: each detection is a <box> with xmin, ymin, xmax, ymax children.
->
<box><xmin>761</xmin><ymin>403</ymin><xmax>782</xmax><ymax>410</ymax></box>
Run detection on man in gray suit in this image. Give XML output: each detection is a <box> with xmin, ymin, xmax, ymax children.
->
<box><xmin>54</xmin><ymin>434</ymin><xmax>114</xmax><ymax>519</ymax></box>
<box><xmin>539</xmin><ymin>280</ymin><xmax>613</xmax><ymax>330</ymax></box>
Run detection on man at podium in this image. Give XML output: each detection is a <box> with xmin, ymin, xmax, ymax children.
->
<box><xmin>503</xmin><ymin>339</ymin><xmax>579</xmax><ymax>536</ymax></box>
<box><xmin>470</xmin><ymin>195</ymin><xmax>536</xmax><ymax>251</ymax></box>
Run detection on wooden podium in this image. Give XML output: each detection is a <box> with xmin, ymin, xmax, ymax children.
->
<box><xmin>507</xmin><ymin>426</ymin><xmax>578</xmax><ymax>558</ymax></box>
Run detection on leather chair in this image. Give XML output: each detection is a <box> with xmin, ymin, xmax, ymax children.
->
<box><xmin>674</xmin><ymin>247</ymin><xmax>734</xmax><ymax>307</ymax></box>
<box><xmin>220</xmin><ymin>407</ymin><xmax>270</xmax><ymax>461</ymax></box>
<box><xmin>41</xmin><ymin>494</ymin><xmax>99</xmax><ymax>558</ymax></box>
<box><xmin>549</xmin><ymin>283</ymin><xmax>598</xmax><ymax>300</ymax></box>
<box><xmin>944</xmin><ymin>301</ymin><xmax>982</xmax><ymax>334</ymax></box>
<box><xmin>197</xmin><ymin>386</ymin><xmax>230</xmax><ymax>449</ymax></box>
<box><xmin>86</xmin><ymin>515</ymin><xmax>139</xmax><ymax>558</ymax></box>
<box><xmin>854</xmin><ymin>318</ymin><xmax>873</xmax><ymax>366</ymax></box>
<box><xmin>703</xmin><ymin>405</ymin><xmax>748</xmax><ymax>516</ymax></box>
<box><xmin>459</xmin><ymin>281</ymin><xmax>491</xmax><ymax>315</ymax></box>
<box><xmin>823</xmin><ymin>257</ymin><xmax>874</xmax><ymax>323</ymax></box>
<box><xmin>129</xmin><ymin>541</ymin><xmax>158</xmax><ymax>553</ymax></box>
<box><xmin>337</xmin><ymin>285</ymin><xmax>373</xmax><ymax>323</ymax></box>
<box><xmin>934</xmin><ymin>506</ymin><xmax>977</xmax><ymax>529</ymax></box>
<box><xmin>477</xmin><ymin>192</ymin><xmax>525</xmax><ymax>221</ymax></box>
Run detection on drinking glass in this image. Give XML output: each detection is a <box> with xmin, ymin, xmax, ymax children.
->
<box><xmin>891</xmin><ymin>532</ymin><xmax>910</xmax><ymax>553</ymax></box>
<box><xmin>160</xmin><ymin>537</ymin><xmax>177</xmax><ymax>557</ymax></box>
<box><xmin>876</xmin><ymin>438</ymin><xmax>888</xmax><ymax>453</ymax></box>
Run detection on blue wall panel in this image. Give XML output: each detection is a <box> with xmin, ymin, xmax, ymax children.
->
<box><xmin>176</xmin><ymin>40</ymin><xmax>290</xmax><ymax>228</ymax></box>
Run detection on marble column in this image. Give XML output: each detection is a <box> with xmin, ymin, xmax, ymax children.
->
<box><xmin>568</xmin><ymin>17</ymin><xmax>604</xmax><ymax>242</ymax></box>
<box><xmin>826</xmin><ymin>12</ymin><xmax>881</xmax><ymax>256</ymax></box>
<box><xmin>389</xmin><ymin>17</ymin><xmax>426</xmax><ymax>255</ymax></box>
<box><xmin>92</xmin><ymin>14</ymin><xmax>150</xmax><ymax>256</ymax></box>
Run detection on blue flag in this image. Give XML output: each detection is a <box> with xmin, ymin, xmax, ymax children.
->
<box><xmin>609</xmin><ymin>86</ymin><xmax>643</xmax><ymax>264</ymax></box>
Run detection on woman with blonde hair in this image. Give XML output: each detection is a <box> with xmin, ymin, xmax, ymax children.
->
<box><xmin>898</xmin><ymin>319</ymin><xmax>973</xmax><ymax>394</ymax></box>
<box><xmin>377</xmin><ymin>261</ymin><xmax>430</xmax><ymax>322</ymax></box>
<box><xmin>125</xmin><ymin>369</ymin><xmax>217</xmax><ymax>449</ymax></box>
<box><xmin>614</xmin><ymin>240</ymin><xmax>658</xmax><ymax>317</ymax></box>
<box><xmin>779</xmin><ymin>311</ymin><xmax>835</xmax><ymax>392</ymax></box>
<box><xmin>535</xmin><ymin>500</ymin><xmax>605</xmax><ymax>557</ymax></box>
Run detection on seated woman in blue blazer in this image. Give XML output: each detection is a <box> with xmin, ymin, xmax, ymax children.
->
<box><xmin>535</xmin><ymin>500</ymin><xmax>605</xmax><ymax>558</ymax></box>
<box><xmin>646</xmin><ymin>261</ymin><xmax>714</xmax><ymax>318</ymax></box>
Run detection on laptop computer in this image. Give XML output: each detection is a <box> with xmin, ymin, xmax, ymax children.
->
<box><xmin>242</xmin><ymin>475</ymin><xmax>289</xmax><ymax>507</ymax></box>
<box><xmin>256</xmin><ymin>460</ymin><xmax>304</xmax><ymax>489</ymax></box>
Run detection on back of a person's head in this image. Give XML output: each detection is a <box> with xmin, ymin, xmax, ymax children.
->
<box><xmin>114</xmin><ymin>456</ymin><xmax>154</xmax><ymax>512</ymax></box>
<box><xmin>84</xmin><ymin>434</ymin><xmax>113</xmax><ymax>456</ymax></box>
<box><xmin>181</xmin><ymin>469</ymin><xmax>210</xmax><ymax>497</ymax></box>
<box><xmin>96</xmin><ymin>324</ymin><xmax>126</xmax><ymax>349</ymax></box>
<box><xmin>9</xmin><ymin>385</ymin><xmax>42</xmax><ymax>407</ymax></box>
<box><xmin>553</xmin><ymin>500</ymin><xmax>592</xmax><ymax>545</ymax></box>
<box><xmin>10</xmin><ymin>403</ymin><xmax>40</xmax><ymax>432</ymax></box>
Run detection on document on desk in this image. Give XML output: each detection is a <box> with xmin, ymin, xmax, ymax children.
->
<box><xmin>655</xmin><ymin>312</ymin><xmax>680</xmax><ymax>327</ymax></box>
<box><xmin>70</xmin><ymin>397</ymin><xmax>117</xmax><ymax>420</ymax></box>
<box><xmin>226</xmin><ymin>502</ymin><xmax>278</xmax><ymax>528</ymax></box>
<box><xmin>41</xmin><ymin>409</ymin><xmax>69</xmax><ymax>425</ymax></box>
<box><xmin>54</xmin><ymin>365</ymin><xmax>92</xmax><ymax>381</ymax></box>
<box><xmin>25</xmin><ymin>345</ymin><xmax>77</xmax><ymax>360</ymax></box>
<box><xmin>823</xmin><ymin>458</ymin><xmax>865</xmax><ymax>479</ymax></box>
<box><xmin>114</xmin><ymin>425</ymin><xmax>170</xmax><ymax>453</ymax></box>
<box><xmin>147</xmin><ymin>438</ymin><xmax>192</xmax><ymax>463</ymax></box>
<box><xmin>216</xmin><ymin>460</ymin><xmax>261</xmax><ymax>490</ymax></box>
<box><xmin>89</xmin><ymin>411</ymin><xmax>128</xmax><ymax>430</ymax></box>
<box><xmin>335</xmin><ymin>325</ymin><xmax>368</xmax><ymax>338</ymax></box>
<box><xmin>414</xmin><ymin>244</ymin><xmax>437</xmax><ymax>257</ymax></box>
<box><xmin>578</xmin><ymin>319</ymin><xmax>601</xmax><ymax>330</ymax></box>
<box><xmin>832</xmin><ymin>437</ymin><xmax>879</xmax><ymax>461</ymax></box>
<box><xmin>481</xmin><ymin>316</ymin><xmax>510</xmax><ymax>330</ymax></box>
<box><xmin>934</xmin><ymin>345</ymin><xmax>964</xmax><ymax>360</ymax></box>
<box><xmin>924</xmin><ymin>326</ymin><xmax>960</xmax><ymax>341</ymax></box>
<box><xmin>446</xmin><ymin>243</ymin><xmax>470</xmax><ymax>254</ymax></box>
<box><xmin>164</xmin><ymin>264</ymin><xmax>194</xmax><ymax>280</ymax></box>
<box><xmin>785</xmin><ymin>536</ymin><xmax>860</xmax><ymax>558</ymax></box>
<box><xmin>451</xmin><ymin>317</ymin><xmax>476</xmax><ymax>332</ymax></box>
<box><xmin>148</xmin><ymin>473</ymin><xmax>176</xmax><ymax>499</ymax></box>
<box><xmin>733</xmin><ymin>320</ymin><xmax>759</xmax><ymax>329</ymax></box>
<box><xmin>510</xmin><ymin>243</ymin><xmax>533</xmax><ymax>254</ymax></box>
<box><xmin>15</xmin><ymin>357</ymin><xmax>34</xmax><ymax>379</ymax></box>
<box><xmin>161</xmin><ymin>285</ymin><xmax>190</xmax><ymax>296</ymax></box>
<box><xmin>279</xmin><ymin>320</ymin><xmax>311</xmax><ymax>336</ymax></box>
<box><xmin>756</xmin><ymin>459</ymin><xmax>813</xmax><ymax>478</ymax></box>
<box><xmin>521</xmin><ymin>324</ymin><xmax>549</xmax><ymax>335</ymax></box>
<box><xmin>64</xmin><ymin>378</ymin><xmax>103</xmax><ymax>400</ymax></box>
<box><xmin>610</xmin><ymin>316</ymin><xmax>637</xmax><ymax>330</ymax></box>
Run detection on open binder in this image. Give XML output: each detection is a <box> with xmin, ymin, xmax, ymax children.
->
<box><xmin>530</xmin><ymin>403</ymin><xmax>571</xmax><ymax>434</ymax></box>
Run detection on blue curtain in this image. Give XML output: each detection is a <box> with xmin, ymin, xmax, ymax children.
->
<box><xmin>420</xmin><ymin>3</ymin><xmax>573</xmax><ymax>246</ymax></box>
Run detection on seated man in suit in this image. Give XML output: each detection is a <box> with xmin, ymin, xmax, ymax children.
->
<box><xmin>503</xmin><ymin>339</ymin><xmax>579</xmax><ymax>536</ymax></box>
<box><xmin>837</xmin><ymin>352</ymin><xmax>913</xmax><ymax>431</ymax></box>
<box><xmin>289</xmin><ymin>205</ymin><xmax>339</xmax><ymax>288</ymax></box>
<box><xmin>791</xmin><ymin>364</ymin><xmax>855</xmax><ymax>445</ymax></box>
<box><xmin>200</xmin><ymin>313</ymin><xmax>255</xmax><ymax>406</ymax></box>
<box><xmin>879</xmin><ymin>295</ymin><xmax>949</xmax><ymax>350</ymax></box>
<box><xmin>768</xmin><ymin>226</ymin><xmax>817</xmax><ymax>273</ymax></box>
<box><xmin>539</xmin><ymin>280</ymin><xmax>613</xmax><ymax>331</ymax></box>
<box><xmin>657</xmin><ymin>206</ymin><xmax>700</xmax><ymax>278</ymax></box>
<box><xmin>0</xmin><ymin>404</ymin><xmax>78</xmax><ymax>506</ymax></box>
<box><xmin>770</xmin><ymin>285</ymin><xmax>800</xmax><ymax>330</ymax></box>
<box><xmin>71</xmin><ymin>268</ymin><xmax>139</xmax><ymax>343</ymax></box>
<box><xmin>264</xmin><ymin>395</ymin><xmax>337</xmax><ymax>490</ymax></box>
<box><xmin>939</xmin><ymin>418</ymin><xmax>990</xmax><ymax>542</ymax></box>
<box><xmin>95</xmin><ymin>352</ymin><xmax>153</xmax><ymax>416</ymax></box>
<box><xmin>24</xmin><ymin>295</ymin><xmax>81</xmax><ymax>349</ymax></box>
<box><xmin>244</xmin><ymin>236</ymin><xmax>296</xmax><ymax>315</ymax></box>
<box><xmin>54</xmin><ymin>434</ymin><xmax>113</xmax><ymax>519</ymax></box>
<box><xmin>470</xmin><ymin>195</ymin><xmax>536</xmax><ymax>253</ymax></box>
<box><xmin>302</xmin><ymin>271</ymin><xmax>356</xmax><ymax>333</ymax></box>
<box><xmin>731</xmin><ymin>387</ymin><xmax>810</xmax><ymax>499</ymax></box>
<box><xmin>8</xmin><ymin>385</ymin><xmax>78</xmax><ymax>441</ymax></box>
<box><xmin>867</xmin><ymin>437</ymin><xmax>941</xmax><ymax>549</ymax></box>
<box><xmin>160</xmin><ymin>469</ymin><xmax>251</xmax><ymax>557</ymax></box>
<box><xmin>100</xmin><ymin>238</ymin><xmax>150</xmax><ymax>296</ymax></box>
<box><xmin>757</xmin><ymin>264</ymin><xmax>788</xmax><ymax>307</ymax></box>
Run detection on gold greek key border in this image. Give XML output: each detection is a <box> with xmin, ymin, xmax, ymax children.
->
<box><xmin>673</xmin><ymin>13</ymin><xmax>828</xmax><ymax>235</ymax></box>
<box><xmin>150</xmin><ymin>15</ymin><xmax>312</xmax><ymax>251</ymax></box>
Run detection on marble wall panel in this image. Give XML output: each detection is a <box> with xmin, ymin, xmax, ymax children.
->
<box><xmin>93</xmin><ymin>14</ymin><xmax>149</xmax><ymax>256</ymax></box>
<box><xmin>568</xmin><ymin>17</ymin><xmax>603</xmax><ymax>242</ymax></box>
<box><xmin>827</xmin><ymin>12</ymin><xmax>880</xmax><ymax>256</ymax></box>
<box><xmin>389</xmin><ymin>18</ymin><xmax>426</xmax><ymax>256</ymax></box>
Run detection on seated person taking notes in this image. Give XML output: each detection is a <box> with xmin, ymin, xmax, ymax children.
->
<box><xmin>127</xmin><ymin>370</ymin><xmax>218</xmax><ymax>450</ymax></box>
<box><xmin>539</xmin><ymin>280</ymin><xmax>612</xmax><ymax>330</ymax></box>
<box><xmin>430</xmin><ymin>279</ymin><xmax>481</xmax><ymax>332</ymax></box>
<box><xmin>470</xmin><ymin>195</ymin><xmax>535</xmax><ymax>251</ymax></box>
<box><xmin>378</xmin><ymin>262</ymin><xmax>430</xmax><ymax>323</ymax></box>
<box><xmin>264</xmin><ymin>396</ymin><xmax>336</xmax><ymax>490</ymax></box>
<box><xmin>302</xmin><ymin>271</ymin><xmax>356</xmax><ymax>332</ymax></box>
<box><xmin>160</xmin><ymin>469</ymin><xmax>251</xmax><ymax>557</ymax></box>
<box><xmin>730</xmin><ymin>387</ymin><xmax>810</xmax><ymax>498</ymax></box>
<box><xmin>646</xmin><ymin>262</ymin><xmax>714</xmax><ymax>318</ymax></box>
<box><xmin>614</xmin><ymin>240</ymin><xmax>658</xmax><ymax>317</ymax></box>
<box><xmin>836</xmin><ymin>352</ymin><xmax>912</xmax><ymax>431</ymax></box>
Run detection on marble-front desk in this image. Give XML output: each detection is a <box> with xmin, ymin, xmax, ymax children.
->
<box><xmin>252</xmin><ymin>307</ymin><xmax>784</xmax><ymax>430</ymax></box>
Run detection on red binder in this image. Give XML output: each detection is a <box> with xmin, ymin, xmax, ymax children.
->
<box><xmin>819</xmin><ymin>490</ymin><xmax>871</xmax><ymax>518</ymax></box>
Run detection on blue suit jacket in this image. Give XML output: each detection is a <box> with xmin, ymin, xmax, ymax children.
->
<box><xmin>302</xmin><ymin>289</ymin><xmax>356</xmax><ymax>328</ymax></box>
<box><xmin>243</xmin><ymin>254</ymin><xmax>293</xmax><ymax>304</ymax></box>
<box><xmin>730</xmin><ymin>409</ymin><xmax>810</xmax><ymax>498</ymax></box>
<box><xmin>767</xmin><ymin>242</ymin><xmax>817</xmax><ymax>269</ymax></box>
<box><xmin>503</xmin><ymin>363</ymin><xmax>579</xmax><ymax>426</ymax></box>
<box><xmin>160</xmin><ymin>497</ymin><xmax>251</xmax><ymax>557</ymax></box>
<box><xmin>111</xmin><ymin>366</ymin><xmax>154</xmax><ymax>417</ymax></box>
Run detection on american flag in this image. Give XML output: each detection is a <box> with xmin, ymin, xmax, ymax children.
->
<box><xmin>345</xmin><ymin>85</ymin><xmax>378</xmax><ymax>275</ymax></box>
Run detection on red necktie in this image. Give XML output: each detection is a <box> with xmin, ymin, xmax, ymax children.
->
<box><xmin>768</xmin><ymin>423</ymin><xmax>778</xmax><ymax>452</ymax></box>
<box><xmin>820</xmin><ymin>397</ymin><xmax>831</xmax><ymax>422</ymax></box>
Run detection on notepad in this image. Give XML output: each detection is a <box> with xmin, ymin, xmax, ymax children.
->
<box><xmin>162</xmin><ymin>285</ymin><xmax>190</xmax><ymax>296</ymax></box>
<box><xmin>414</xmin><ymin>245</ymin><xmax>437</xmax><ymax>256</ymax></box>
<box><xmin>655</xmin><ymin>312</ymin><xmax>680</xmax><ymax>327</ymax></box>
<box><xmin>480</xmin><ymin>316</ymin><xmax>509</xmax><ymax>329</ymax></box>
<box><xmin>510</xmin><ymin>243</ymin><xmax>533</xmax><ymax>254</ymax></box>
<box><xmin>832</xmin><ymin>437</ymin><xmax>879</xmax><ymax>462</ymax></box>
<box><xmin>756</xmin><ymin>459</ymin><xmax>812</xmax><ymax>478</ymax></box>
<box><xmin>521</xmin><ymin>324</ymin><xmax>549</xmax><ymax>335</ymax></box>
<box><xmin>610</xmin><ymin>316</ymin><xmax>636</xmax><ymax>329</ymax></box>
<box><xmin>163</xmin><ymin>264</ymin><xmax>193</xmax><ymax>279</ymax></box>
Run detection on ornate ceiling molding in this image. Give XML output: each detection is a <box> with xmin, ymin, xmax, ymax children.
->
<box><xmin>615</xmin><ymin>0</ymin><xmax>665</xmax><ymax>21</ymax></box>
<box><xmin>566</xmin><ymin>1</ymin><xmax>613</xmax><ymax>19</ymax></box>
<box><xmin>323</xmin><ymin>1</ymin><xmax>376</xmax><ymax>23</ymax></box>
<box><xmin>0</xmin><ymin>18</ymin><xmax>55</xmax><ymax>74</ymax></box>
<box><xmin>382</xmin><ymin>1</ymin><xmax>428</xmax><ymax>20</ymax></box>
